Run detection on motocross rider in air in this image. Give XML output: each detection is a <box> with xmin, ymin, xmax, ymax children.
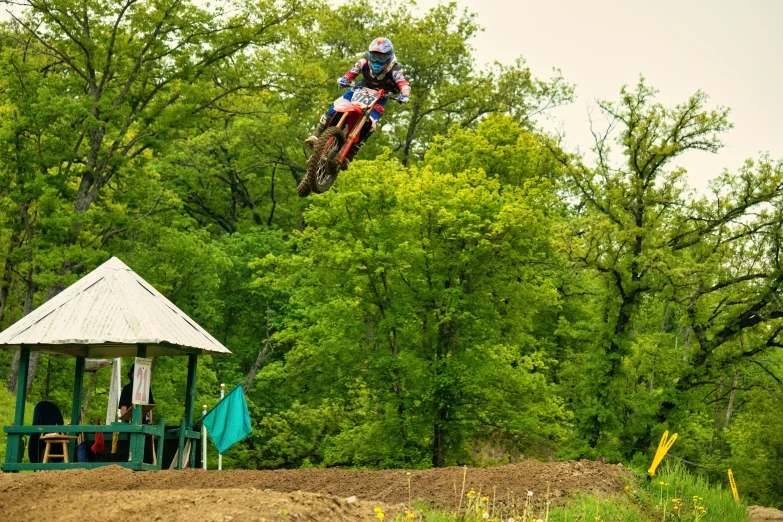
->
<box><xmin>305</xmin><ymin>37</ymin><xmax>411</xmax><ymax>168</ymax></box>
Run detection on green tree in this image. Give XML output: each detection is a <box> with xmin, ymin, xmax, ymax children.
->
<box><xmin>0</xmin><ymin>0</ymin><xmax>307</xmax><ymax>390</ymax></box>
<box><xmin>552</xmin><ymin>79</ymin><xmax>783</xmax><ymax>458</ymax></box>
<box><xmin>254</xmin><ymin>118</ymin><xmax>568</xmax><ymax>468</ymax></box>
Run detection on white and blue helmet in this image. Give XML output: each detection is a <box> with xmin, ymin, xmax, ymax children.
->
<box><xmin>366</xmin><ymin>37</ymin><xmax>395</xmax><ymax>75</ymax></box>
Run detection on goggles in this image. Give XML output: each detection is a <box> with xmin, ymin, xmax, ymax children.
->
<box><xmin>368</xmin><ymin>51</ymin><xmax>392</xmax><ymax>64</ymax></box>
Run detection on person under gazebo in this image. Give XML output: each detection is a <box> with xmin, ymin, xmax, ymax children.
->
<box><xmin>119</xmin><ymin>364</ymin><xmax>156</xmax><ymax>421</ymax></box>
<box><xmin>119</xmin><ymin>363</ymin><xmax>157</xmax><ymax>463</ymax></box>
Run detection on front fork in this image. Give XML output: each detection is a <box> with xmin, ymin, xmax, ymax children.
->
<box><xmin>336</xmin><ymin>114</ymin><xmax>364</xmax><ymax>162</ymax></box>
<box><xmin>335</xmin><ymin>105</ymin><xmax>376</xmax><ymax>162</ymax></box>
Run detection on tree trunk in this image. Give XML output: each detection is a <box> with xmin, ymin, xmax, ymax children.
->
<box><xmin>379</xmin><ymin>271</ymin><xmax>408</xmax><ymax>450</ymax></box>
<box><xmin>244</xmin><ymin>307</ymin><xmax>273</xmax><ymax>394</ymax></box>
<box><xmin>80</xmin><ymin>371</ymin><xmax>98</xmax><ymax>422</ymax></box>
<box><xmin>25</xmin><ymin>352</ymin><xmax>41</xmax><ymax>397</ymax></box>
<box><xmin>267</xmin><ymin>166</ymin><xmax>277</xmax><ymax>226</ymax></box>
<box><xmin>5</xmin><ymin>350</ymin><xmax>41</xmax><ymax>396</ymax></box>
<box><xmin>709</xmin><ymin>380</ymin><xmax>724</xmax><ymax>455</ymax></box>
<box><xmin>22</xmin><ymin>263</ymin><xmax>40</xmax><ymax>397</ymax></box>
<box><xmin>648</xmin><ymin>302</ymin><xmax>671</xmax><ymax>392</ymax></box>
<box><xmin>432</xmin><ymin>308</ymin><xmax>451</xmax><ymax>468</ymax></box>
<box><xmin>402</xmin><ymin>102</ymin><xmax>421</xmax><ymax>167</ymax></box>
<box><xmin>5</xmin><ymin>263</ymin><xmax>39</xmax><ymax>394</ymax></box>
<box><xmin>724</xmin><ymin>371</ymin><xmax>739</xmax><ymax>429</ymax></box>
<box><xmin>6</xmin><ymin>350</ymin><xmax>21</xmax><ymax>394</ymax></box>
<box><xmin>433</xmin><ymin>403</ymin><xmax>446</xmax><ymax>468</ymax></box>
<box><xmin>44</xmin><ymin>356</ymin><xmax>52</xmax><ymax>400</ymax></box>
<box><xmin>0</xmin><ymin>233</ymin><xmax>19</xmax><ymax>325</ymax></box>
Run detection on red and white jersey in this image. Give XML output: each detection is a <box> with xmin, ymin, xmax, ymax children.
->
<box><xmin>344</xmin><ymin>58</ymin><xmax>411</xmax><ymax>96</ymax></box>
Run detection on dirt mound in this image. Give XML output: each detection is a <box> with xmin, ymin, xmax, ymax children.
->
<box><xmin>0</xmin><ymin>460</ymin><xmax>628</xmax><ymax>520</ymax></box>
<box><xmin>749</xmin><ymin>506</ymin><xmax>783</xmax><ymax>522</ymax></box>
<box><xmin>0</xmin><ymin>460</ymin><xmax>626</xmax><ymax>507</ymax></box>
<box><xmin>0</xmin><ymin>486</ymin><xmax>401</xmax><ymax>522</ymax></box>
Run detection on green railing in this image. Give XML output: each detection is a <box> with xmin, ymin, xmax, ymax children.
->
<box><xmin>2</xmin><ymin>418</ymin><xmax>200</xmax><ymax>472</ymax></box>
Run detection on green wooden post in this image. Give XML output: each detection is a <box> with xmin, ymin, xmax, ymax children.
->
<box><xmin>156</xmin><ymin>417</ymin><xmax>165</xmax><ymax>470</ymax></box>
<box><xmin>178</xmin><ymin>354</ymin><xmax>197</xmax><ymax>469</ymax></box>
<box><xmin>4</xmin><ymin>346</ymin><xmax>30</xmax><ymax>466</ymax></box>
<box><xmin>129</xmin><ymin>345</ymin><xmax>146</xmax><ymax>467</ymax></box>
<box><xmin>70</xmin><ymin>355</ymin><xmax>86</xmax><ymax>461</ymax></box>
<box><xmin>184</xmin><ymin>354</ymin><xmax>198</xmax><ymax>428</ymax></box>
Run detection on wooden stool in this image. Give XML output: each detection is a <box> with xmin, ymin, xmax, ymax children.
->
<box><xmin>40</xmin><ymin>433</ymin><xmax>78</xmax><ymax>463</ymax></box>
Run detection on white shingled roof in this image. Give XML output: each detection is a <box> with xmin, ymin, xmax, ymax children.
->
<box><xmin>0</xmin><ymin>257</ymin><xmax>231</xmax><ymax>357</ymax></box>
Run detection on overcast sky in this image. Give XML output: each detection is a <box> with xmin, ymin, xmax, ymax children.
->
<box><xmin>410</xmin><ymin>0</ymin><xmax>783</xmax><ymax>193</ymax></box>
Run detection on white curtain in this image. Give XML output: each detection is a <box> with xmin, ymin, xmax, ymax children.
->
<box><xmin>106</xmin><ymin>358</ymin><xmax>122</xmax><ymax>424</ymax></box>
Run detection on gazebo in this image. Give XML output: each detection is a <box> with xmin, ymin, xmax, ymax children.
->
<box><xmin>1</xmin><ymin>257</ymin><xmax>231</xmax><ymax>471</ymax></box>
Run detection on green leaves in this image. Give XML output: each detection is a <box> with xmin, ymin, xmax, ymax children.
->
<box><xmin>251</xmin><ymin>122</ymin><xmax>567</xmax><ymax>467</ymax></box>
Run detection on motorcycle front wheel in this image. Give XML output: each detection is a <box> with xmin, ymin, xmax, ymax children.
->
<box><xmin>299</xmin><ymin>127</ymin><xmax>346</xmax><ymax>196</ymax></box>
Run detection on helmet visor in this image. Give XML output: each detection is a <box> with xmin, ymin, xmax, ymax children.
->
<box><xmin>368</xmin><ymin>51</ymin><xmax>392</xmax><ymax>65</ymax></box>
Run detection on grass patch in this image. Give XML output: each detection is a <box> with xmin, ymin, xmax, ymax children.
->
<box><xmin>638</xmin><ymin>461</ymin><xmax>747</xmax><ymax>522</ymax></box>
<box><xmin>0</xmin><ymin>387</ymin><xmax>34</xmax><ymax>463</ymax></box>
<box><xmin>385</xmin><ymin>462</ymin><xmax>747</xmax><ymax>522</ymax></box>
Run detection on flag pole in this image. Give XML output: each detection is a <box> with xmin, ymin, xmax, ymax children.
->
<box><xmin>218</xmin><ymin>383</ymin><xmax>225</xmax><ymax>471</ymax></box>
<box><xmin>202</xmin><ymin>404</ymin><xmax>207</xmax><ymax>470</ymax></box>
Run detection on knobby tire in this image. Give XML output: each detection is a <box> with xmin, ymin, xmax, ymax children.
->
<box><xmin>298</xmin><ymin>126</ymin><xmax>346</xmax><ymax>196</ymax></box>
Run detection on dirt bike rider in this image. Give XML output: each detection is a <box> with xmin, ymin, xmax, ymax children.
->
<box><xmin>305</xmin><ymin>37</ymin><xmax>411</xmax><ymax>168</ymax></box>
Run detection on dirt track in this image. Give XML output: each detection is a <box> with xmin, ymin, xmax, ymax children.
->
<box><xmin>0</xmin><ymin>460</ymin><xmax>628</xmax><ymax>521</ymax></box>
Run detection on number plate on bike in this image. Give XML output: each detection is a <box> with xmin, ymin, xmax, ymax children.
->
<box><xmin>351</xmin><ymin>88</ymin><xmax>380</xmax><ymax>108</ymax></box>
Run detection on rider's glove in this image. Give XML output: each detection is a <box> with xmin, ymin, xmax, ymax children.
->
<box><xmin>397</xmin><ymin>94</ymin><xmax>410</xmax><ymax>104</ymax></box>
<box><xmin>337</xmin><ymin>76</ymin><xmax>350</xmax><ymax>89</ymax></box>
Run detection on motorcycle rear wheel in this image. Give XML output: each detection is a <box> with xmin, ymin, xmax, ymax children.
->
<box><xmin>300</xmin><ymin>126</ymin><xmax>346</xmax><ymax>196</ymax></box>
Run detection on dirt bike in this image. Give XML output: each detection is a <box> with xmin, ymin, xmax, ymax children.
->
<box><xmin>297</xmin><ymin>84</ymin><xmax>402</xmax><ymax>196</ymax></box>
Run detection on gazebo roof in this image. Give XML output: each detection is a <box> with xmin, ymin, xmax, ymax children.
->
<box><xmin>0</xmin><ymin>257</ymin><xmax>231</xmax><ymax>357</ymax></box>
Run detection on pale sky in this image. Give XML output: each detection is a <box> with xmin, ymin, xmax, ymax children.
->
<box><xmin>412</xmin><ymin>0</ymin><xmax>783</xmax><ymax>193</ymax></box>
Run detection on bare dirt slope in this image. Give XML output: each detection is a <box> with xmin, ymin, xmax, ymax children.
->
<box><xmin>0</xmin><ymin>486</ymin><xmax>400</xmax><ymax>522</ymax></box>
<box><xmin>749</xmin><ymin>506</ymin><xmax>783</xmax><ymax>522</ymax></box>
<box><xmin>0</xmin><ymin>460</ymin><xmax>628</xmax><ymax>521</ymax></box>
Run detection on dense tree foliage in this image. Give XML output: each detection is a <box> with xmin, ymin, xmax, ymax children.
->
<box><xmin>0</xmin><ymin>0</ymin><xmax>782</xmax><ymax>508</ymax></box>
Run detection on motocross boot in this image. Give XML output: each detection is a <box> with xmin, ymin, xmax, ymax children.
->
<box><xmin>341</xmin><ymin>140</ymin><xmax>365</xmax><ymax>171</ymax></box>
<box><xmin>305</xmin><ymin>115</ymin><xmax>329</xmax><ymax>149</ymax></box>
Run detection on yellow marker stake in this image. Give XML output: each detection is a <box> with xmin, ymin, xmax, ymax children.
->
<box><xmin>647</xmin><ymin>430</ymin><xmax>678</xmax><ymax>477</ymax></box>
<box><xmin>728</xmin><ymin>469</ymin><xmax>739</xmax><ymax>502</ymax></box>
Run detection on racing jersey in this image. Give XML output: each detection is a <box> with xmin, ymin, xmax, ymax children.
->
<box><xmin>344</xmin><ymin>58</ymin><xmax>412</xmax><ymax>95</ymax></box>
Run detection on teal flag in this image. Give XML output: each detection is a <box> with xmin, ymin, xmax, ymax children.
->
<box><xmin>202</xmin><ymin>384</ymin><xmax>252</xmax><ymax>454</ymax></box>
